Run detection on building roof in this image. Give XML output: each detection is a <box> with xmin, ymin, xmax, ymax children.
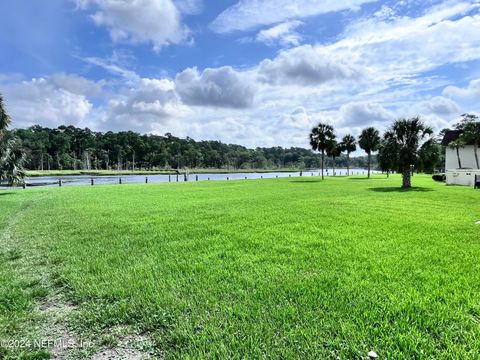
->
<box><xmin>441</xmin><ymin>130</ymin><xmax>463</xmax><ymax>146</ymax></box>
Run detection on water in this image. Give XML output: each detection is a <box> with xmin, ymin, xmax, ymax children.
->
<box><xmin>3</xmin><ymin>169</ymin><xmax>383</xmax><ymax>189</ymax></box>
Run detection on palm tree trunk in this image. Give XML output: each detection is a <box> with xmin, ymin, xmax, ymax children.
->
<box><xmin>474</xmin><ymin>143</ymin><xmax>479</xmax><ymax>169</ymax></box>
<box><xmin>456</xmin><ymin>146</ymin><xmax>462</xmax><ymax>168</ymax></box>
<box><xmin>402</xmin><ymin>167</ymin><xmax>411</xmax><ymax>188</ymax></box>
<box><xmin>347</xmin><ymin>152</ymin><xmax>350</xmax><ymax>176</ymax></box>
<box><xmin>321</xmin><ymin>150</ymin><xmax>324</xmax><ymax>180</ymax></box>
<box><xmin>367</xmin><ymin>152</ymin><xmax>371</xmax><ymax>179</ymax></box>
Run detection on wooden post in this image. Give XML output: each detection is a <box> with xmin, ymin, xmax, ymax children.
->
<box><xmin>176</xmin><ymin>174</ymin><xmax>178</xmax><ymax>182</ymax></box>
<box><xmin>59</xmin><ymin>179</ymin><xmax>62</xmax><ymax>187</ymax></box>
<box><xmin>91</xmin><ymin>178</ymin><xmax>94</xmax><ymax>186</ymax></box>
<box><xmin>169</xmin><ymin>175</ymin><xmax>171</xmax><ymax>182</ymax></box>
<box><xmin>300</xmin><ymin>171</ymin><xmax>302</xmax><ymax>177</ymax></box>
<box><xmin>119</xmin><ymin>177</ymin><xmax>122</xmax><ymax>184</ymax></box>
<box><xmin>196</xmin><ymin>175</ymin><xmax>198</xmax><ymax>181</ymax></box>
<box><xmin>145</xmin><ymin>177</ymin><xmax>148</xmax><ymax>184</ymax></box>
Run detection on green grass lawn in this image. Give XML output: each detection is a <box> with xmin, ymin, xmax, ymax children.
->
<box><xmin>1</xmin><ymin>175</ymin><xmax>479</xmax><ymax>359</ymax></box>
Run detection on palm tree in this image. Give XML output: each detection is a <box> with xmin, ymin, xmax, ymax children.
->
<box><xmin>339</xmin><ymin>134</ymin><xmax>356</xmax><ymax>176</ymax></box>
<box><xmin>458</xmin><ymin>114</ymin><xmax>480</xmax><ymax>169</ymax></box>
<box><xmin>309</xmin><ymin>123</ymin><xmax>335</xmax><ymax>180</ymax></box>
<box><xmin>0</xmin><ymin>139</ymin><xmax>26</xmax><ymax>186</ymax></box>
<box><xmin>326</xmin><ymin>140</ymin><xmax>341</xmax><ymax>176</ymax></box>
<box><xmin>0</xmin><ymin>95</ymin><xmax>11</xmax><ymax>140</ymax></box>
<box><xmin>386</xmin><ymin>117</ymin><xmax>433</xmax><ymax>188</ymax></box>
<box><xmin>378</xmin><ymin>130</ymin><xmax>398</xmax><ymax>178</ymax></box>
<box><xmin>0</xmin><ymin>94</ymin><xmax>26</xmax><ymax>186</ymax></box>
<box><xmin>358</xmin><ymin>127</ymin><xmax>381</xmax><ymax>178</ymax></box>
<box><xmin>448</xmin><ymin>139</ymin><xmax>464</xmax><ymax>169</ymax></box>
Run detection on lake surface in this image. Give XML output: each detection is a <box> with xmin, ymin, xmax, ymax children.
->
<box><xmin>4</xmin><ymin>169</ymin><xmax>384</xmax><ymax>188</ymax></box>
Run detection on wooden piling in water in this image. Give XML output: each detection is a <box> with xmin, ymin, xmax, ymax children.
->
<box><xmin>59</xmin><ymin>179</ymin><xmax>62</xmax><ymax>187</ymax></box>
<box><xmin>169</xmin><ymin>175</ymin><xmax>171</xmax><ymax>182</ymax></box>
<box><xmin>91</xmin><ymin>178</ymin><xmax>94</xmax><ymax>186</ymax></box>
<box><xmin>119</xmin><ymin>177</ymin><xmax>122</xmax><ymax>184</ymax></box>
<box><xmin>196</xmin><ymin>175</ymin><xmax>198</xmax><ymax>181</ymax></box>
<box><xmin>145</xmin><ymin>177</ymin><xmax>148</xmax><ymax>184</ymax></box>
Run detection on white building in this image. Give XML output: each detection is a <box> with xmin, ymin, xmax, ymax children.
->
<box><xmin>442</xmin><ymin>130</ymin><xmax>480</xmax><ymax>187</ymax></box>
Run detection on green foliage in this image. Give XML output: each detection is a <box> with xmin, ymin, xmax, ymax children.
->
<box><xmin>309</xmin><ymin>123</ymin><xmax>336</xmax><ymax>178</ymax></box>
<box><xmin>10</xmin><ymin>125</ymin><xmax>328</xmax><ymax>171</ymax></box>
<box><xmin>432</xmin><ymin>173</ymin><xmax>446</xmax><ymax>182</ymax></box>
<box><xmin>384</xmin><ymin>117</ymin><xmax>433</xmax><ymax>187</ymax></box>
<box><xmin>2</xmin><ymin>176</ymin><xmax>480</xmax><ymax>358</ymax></box>
<box><xmin>0</xmin><ymin>94</ymin><xmax>26</xmax><ymax>186</ymax></box>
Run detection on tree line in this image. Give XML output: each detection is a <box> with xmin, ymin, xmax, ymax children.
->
<box><xmin>7</xmin><ymin>125</ymin><xmax>374</xmax><ymax>173</ymax></box>
<box><xmin>309</xmin><ymin>117</ymin><xmax>445</xmax><ymax>188</ymax></box>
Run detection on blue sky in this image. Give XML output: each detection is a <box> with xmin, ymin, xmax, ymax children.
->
<box><xmin>1</xmin><ymin>0</ymin><xmax>480</xmax><ymax>148</ymax></box>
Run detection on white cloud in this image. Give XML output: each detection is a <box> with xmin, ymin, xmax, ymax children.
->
<box><xmin>210</xmin><ymin>0</ymin><xmax>378</xmax><ymax>33</ymax></box>
<box><xmin>416</xmin><ymin>96</ymin><xmax>460</xmax><ymax>116</ymax></box>
<box><xmin>339</xmin><ymin>102</ymin><xmax>394</xmax><ymax>127</ymax></box>
<box><xmin>77</xmin><ymin>0</ymin><xmax>197</xmax><ymax>51</ymax></box>
<box><xmin>175</xmin><ymin>66</ymin><xmax>257</xmax><ymax>108</ymax></box>
<box><xmin>100</xmin><ymin>78</ymin><xmax>190</xmax><ymax>132</ymax></box>
<box><xmin>257</xmin><ymin>45</ymin><xmax>364</xmax><ymax>86</ymax></box>
<box><xmin>326</xmin><ymin>2</ymin><xmax>480</xmax><ymax>80</ymax></box>
<box><xmin>2</xmin><ymin>76</ymin><xmax>93</xmax><ymax>128</ymax></box>
<box><xmin>442</xmin><ymin>79</ymin><xmax>480</xmax><ymax>100</ymax></box>
<box><xmin>256</xmin><ymin>21</ymin><xmax>303</xmax><ymax>46</ymax></box>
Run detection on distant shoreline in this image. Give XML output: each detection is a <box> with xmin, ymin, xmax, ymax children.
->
<box><xmin>25</xmin><ymin>168</ymin><xmax>306</xmax><ymax>177</ymax></box>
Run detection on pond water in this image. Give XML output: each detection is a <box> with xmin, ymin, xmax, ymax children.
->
<box><xmin>4</xmin><ymin>169</ymin><xmax>384</xmax><ymax>188</ymax></box>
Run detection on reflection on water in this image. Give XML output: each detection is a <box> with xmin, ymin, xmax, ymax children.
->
<box><xmin>4</xmin><ymin>169</ymin><xmax>384</xmax><ymax>188</ymax></box>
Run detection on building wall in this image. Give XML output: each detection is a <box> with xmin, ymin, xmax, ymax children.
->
<box><xmin>445</xmin><ymin>145</ymin><xmax>478</xmax><ymax>170</ymax></box>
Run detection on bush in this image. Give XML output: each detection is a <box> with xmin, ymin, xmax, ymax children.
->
<box><xmin>432</xmin><ymin>174</ymin><xmax>446</xmax><ymax>182</ymax></box>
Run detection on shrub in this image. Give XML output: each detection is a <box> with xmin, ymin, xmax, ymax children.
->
<box><xmin>432</xmin><ymin>174</ymin><xmax>446</xmax><ymax>182</ymax></box>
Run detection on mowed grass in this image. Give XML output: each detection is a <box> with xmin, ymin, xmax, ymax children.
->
<box><xmin>1</xmin><ymin>175</ymin><xmax>480</xmax><ymax>358</ymax></box>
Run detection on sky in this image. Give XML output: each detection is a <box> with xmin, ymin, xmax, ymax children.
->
<box><xmin>1</xmin><ymin>0</ymin><xmax>480</xmax><ymax>149</ymax></box>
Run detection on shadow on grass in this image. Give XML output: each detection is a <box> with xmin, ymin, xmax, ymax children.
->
<box><xmin>0</xmin><ymin>192</ymin><xmax>15</xmax><ymax>196</ymax></box>
<box><xmin>369</xmin><ymin>186</ymin><xmax>433</xmax><ymax>193</ymax></box>
<box><xmin>290</xmin><ymin>179</ymin><xmax>324</xmax><ymax>183</ymax></box>
<box><xmin>348</xmin><ymin>176</ymin><xmax>389</xmax><ymax>180</ymax></box>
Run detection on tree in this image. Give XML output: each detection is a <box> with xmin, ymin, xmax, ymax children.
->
<box><xmin>358</xmin><ymin>127</ymin><xmax>381</xmax><ymax>178</ymax></box>
<box><xmin>448</xmin><ymin>139</ymin><xmax>464</xmax><ymax>169</ymax></box>
<box><xmin>339</xmin><ymin>134</ymin><xmax>356</xmax><ymax>176</ymax></box>
<box><xmin>418</xmin><ymin>139</ymin><xmax>441</xmax><ymax>173</ymax></box>
<box><xmin>326</xmin><ymin>140</ymin><xmax>341</xmax><ymax>176</ymax></box>
<box><xmin>378</xmin><ymin>131</ymin><xmax>398</xmax><ymax>178</ymax></box>
<box><xmin>309</xmin><ymin>123</ymin><xmax>335</xmax><ymax>180</ymax></box>
<box><xmin>0</xmin><ymin>95</ymin><xmax>26</xmax><ymax>186</ymax></box>
<box><xmin>386</xmin><ymin>117</ymin><xmax>433</xmax><ymax>188</ymax></box>
<box><xmin>457</xmin><ymin>114</ymin><xmax>480</xmax><ymax>169</ymax></box>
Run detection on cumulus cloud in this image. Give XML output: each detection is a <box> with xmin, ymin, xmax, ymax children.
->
<box><xmin>442</xmin><ymin>79</ymin><xmax>480</xmax><ymax>100</ymax></box>
<box><xmin>339</xmin><ymin>102</ymin><xmax>394</xmax><ymax>127</ymax></box>
<box><xmin>416</xmin><ymin>96</ymin><xmax>460</xmax><ymax>116</ymax></box>
<box><xmin>326</xmin><ymin>2</ymin><xmax>480</xmax><ymax>80</ymax></box>
<box><xmin>256</xmin><ymin>21</ymin><xmax>303</xmax><ymax>46</ymax></box>
<box><xmin>210</xmin><ymin>0</ymin><xmax>377</xmax><ymax>33</ymax></box>
<box><xmin>101</xmin><ymin>78</ymin><xmax>189</xmax><ymax>132</ymax></box>
<box><xmin>2</xmin><ymin>76</ymin><xmax>93</xmax><ymax>128</ymax></box>
<box><xmin>175</xmin><ymin>66</ymin><xmax>257</xmax><ymax>108</ymax></box>
<box><xmin>77</xmin><ymin>0</ymin><xmax>197</xmax><ymax>51</ymax></box>
<box><xmin>258</xmin><ymin>45</ymin><xmax>363</xmax><ymax>86</ymax></box>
